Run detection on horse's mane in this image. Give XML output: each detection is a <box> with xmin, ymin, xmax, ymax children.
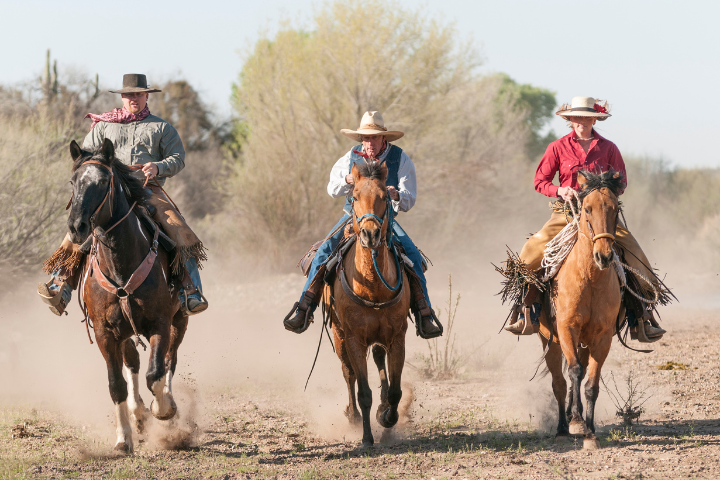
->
<box><xmin>73</xmin><ymin>146</ymin><xmax>149</xmax><ymax>207</ymax></box>
<box><xmin>578</xmin><ymin>169</ymin><xmax>625</xmax><ymax>200</ymax></box>
<box><xmin>355</xmin><ymin>161</ymin><xmax>387</xmax><ymax>183</ymax></box>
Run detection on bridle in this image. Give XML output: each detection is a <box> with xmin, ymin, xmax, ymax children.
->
<box><xmin>579</xmin><ymin>193</ymin><xmax>619</xmax><ymax>244</ymax></box>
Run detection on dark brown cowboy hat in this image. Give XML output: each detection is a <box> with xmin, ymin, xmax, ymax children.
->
<box><xmin>109</xmin><ymin>74</ymin><xmax>162</xmax><ymax>94</ymax></box>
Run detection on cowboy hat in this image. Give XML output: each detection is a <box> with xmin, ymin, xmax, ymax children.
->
<box><xmin>109</xmin><ymin>74</ymin><xmax>162</xmax><ymax>94</ymax></box>
<box><xmin>556</xmin><ymin>97</ymin><xmax>611</xmax><ymax>121</ymax></box>
<box><xmin>341</xmin><ymin>111</ymin><xmax>404</xmax><ymax>142</ymax></box>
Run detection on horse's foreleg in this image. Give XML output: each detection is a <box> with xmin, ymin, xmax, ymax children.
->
<box><xmin>121</xmin><ymin>339</ymin><xmax>148</xmax><ymax>434</ymax></box>
<box><xmin>584</xmin><ymin>338</ymin><xmax>612</xmax><ymax>435</ymax></box>
<box><xmin>371</xmin><ymin>345</ymin><xmax>390</xmax><ymax>424</ymax></box>
<box><xmin>557</xmin><ymin>327</ymin><xmax>585</xmax><ymax>434</ymax></box>
<box><xmin>97</xmin><ymin>332</ymin><xmax>133</xmax><ymax>453</ymax></box>
<box><xmin>146</xmin><ymin>331</ymin><xmax>176</xmax><ymax>421</ymax></box>
<box><xmin>163</xmin><ymin>313</ymin><xmax>189</xmax><ymax>409</ymax></box>
<box><xmin>337</xmin><ymin>335</ymin><xmax>361</xmax><ymax>425</ymax></box>
<box><xmin>378</xmin><ymin>340</ymin><xmax>404</xmax><ymax>429</ymax></box>
<box><xmin>541</xmin><ymin>336</ymin><xmax>568</xmax><ymax>437</ymax></box>
<box><xmin>346</xmin><ymin>339</ymin><xmax>373</xmax><ymax>447</ymax></box>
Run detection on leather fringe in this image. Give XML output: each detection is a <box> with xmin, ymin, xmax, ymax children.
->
<box><xmin>42</xmin><ymin>247</ymin><xmax>84</xmax><ymax>276</ymax></box>
<box><xmin>171</xmin><ymin>242</ymin><xmax>208</xmax><ymax>275</ymax></box>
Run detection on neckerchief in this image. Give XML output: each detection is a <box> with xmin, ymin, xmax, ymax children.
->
<box><xmin>85</xmin><ymin>106</ymin><xmax>151</xmax><ymax>130</ymax></box>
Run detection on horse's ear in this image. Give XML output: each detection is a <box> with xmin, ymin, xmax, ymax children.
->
<box><xmin>69</xmin><ymin>140</ymin><xmax>83</xmax><ymax>161</ymax></box>
<box><xmin>577</xmin><ymin>171</ymin><xmax>589</xmax><ymax>189</ymax></box>
<box><xmin>378</xmin><ymin>162</ymin><xmax>388</xmax><ymax>183</ymax></box>
<box><xmin>350</xmin><ymin>163</ymin><xmax>361</xmax><ymax>181</ymax></box>
<box><xmin>612</xmin><ymin>171</ymin><xmax>621</xmax><ymax>179</ymax></box>
<box><xmin>101</xmin><ymin>138</ymin><xmax>115</xmax><ymax>162</ymax></box>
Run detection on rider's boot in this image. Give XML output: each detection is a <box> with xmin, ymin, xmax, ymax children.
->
<box><xmin>178</xmin><ymin>257</ymin><xmax>208</xmax><ymax>316</ymax></box>
<box><xmin>504</xmin><ymin>284</ymin><xmax>541</xmax><ymax>335</ymax></box>
<box><xmin>38</xmin><ymin>235</ymin><xmax>84</xmax><ymax>316</ymax></box>
<box><xmin>630</xmin><ymin>309</ymin><xmax>665</xmax><ymax>343</ymax></box>
<box><xmin>284</xmin><ymin>288</ymin><xmax>320</xmax><ymax>334</ymax></box>
<box><xmin>408</xmin><ymin>275</ymin><xmax>442</xmax><ymax>339</ymax></box>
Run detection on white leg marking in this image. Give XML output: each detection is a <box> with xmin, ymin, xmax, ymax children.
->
<box><xmin>114</xmin><ymin>401</ymin><xmax>133</xmax><ymax>450</ymax></box>
<box><xmin>123</xmin><ymin>365</ymin><xmax>146</xmax><ymax>421</ymax></box>
<box><xmin>150</xmin><ymin>376</ymin><xmax>176</xmax><ymax>419</ymax></box>
<box><xmin>164</xmin><ymin>369</ymin><xmax>173</xmax><ymax>397</ymax></box>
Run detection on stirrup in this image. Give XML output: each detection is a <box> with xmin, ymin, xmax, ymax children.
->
<box><xmin>636</xmin><ymin>320</ymin><xmax>663</xmax><ymax>343</ymax></box>
<box><xmin>414</xmin><ymin>308</ymin><xmax>443</xmax><ymax>339</ymax></box>
<box><xmin>283</xmin><ymin>302</ymin><xmax>314</xmax><ymax>334</ymax></box>
<box><xmin>37</xmin><ymin>280</ymin><xmax>72</xmax><ymax>316</ymax></box>
<box><xmin>179</xmin><ymin>288</ymin><xmax>209</xmax><ymax>316</ymax></box>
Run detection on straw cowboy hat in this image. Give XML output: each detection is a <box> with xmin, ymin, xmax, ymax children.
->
<box><xmin>109</xmin><ymin>74</ymin><xmax>162</xmax><ymax>94</ymax></box>
<box><xmin>341</xmin><ymin>111</ymin><xmax>404</xmax><ymax>142</ymax></box>
<box><xmin>556</xmin><ymin>96</ymin><xmax>611</xmax><ymax>121</ymax></box>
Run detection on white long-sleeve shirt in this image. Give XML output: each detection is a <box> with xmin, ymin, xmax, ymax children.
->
<box><xmin>327</xmin><ymin>144</ymin><xmax>417</xmax><ymax>213</ymax></box>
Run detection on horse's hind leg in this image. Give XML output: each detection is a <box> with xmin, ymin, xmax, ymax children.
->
<box><xmin>377</xmin><ymin>339</ymin><xmax>405</xmax><ymax>429</ymax></box>
<box><xmin>541</xmin><ymin>336</ymin><xmax>569</xmax><ymax>438</ymax></box>
<box><xmin>372</xmin><ymin>345</ymin><xmax>391</xmax><ymax>425</ymax></box>
<box><xmin>121</xmin><ymin>339</ymin><xmax>148</xmax><ymax>433</ymax></box>
<box><xmin>335</xmin><ymin>331</ymin><xmax>361</xmax><ymax>425</ymax></box>
<box><xmin>163</xmin><ymin>313</ymin><xmax>189</xmax><ymax>410</ymax></box>
<box><xmin>96</xmin><ymin>331</ymin><xmax>133</xmax><ymax>453</ymax></box>
<box><xmin>146</xmin><ymin>329</ymin><xmax>176</xmax><ymax>421</ymax></box>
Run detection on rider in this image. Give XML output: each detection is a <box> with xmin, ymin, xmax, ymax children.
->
<box><xmin>283</xmin><ymin>111</ymin><xmax>442</xmax><ymax>338</ymax></box>
<box><xmin>37</xmin><ymin>74</ymin><xmax>208</xmax><ymax>317</ymax></box>
<box><xmin>504</xmin><ymin>96</ymin><xmax>667</xmax><ymax>343</ymax></box>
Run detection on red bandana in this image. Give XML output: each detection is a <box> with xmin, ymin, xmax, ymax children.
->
<box><xmin>85</xmin><ymin>106</ymin><xmax>151</xmax><ymax>129</ymax></box>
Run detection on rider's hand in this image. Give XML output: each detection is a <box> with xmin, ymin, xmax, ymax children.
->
<box><xmin>557</xmin><ymin>186</ymin><xmax>576</xmax><ymax>202</ymax></box>
<box><xmin>387</xmin><ymin>186</ymin><xmax>400</xmax><ymax>202</ymax></box>
<box><xmin>142</xmin><ymin>163</ymin><xmax>159</xmax><ymax>179</ymax></box>
<box><xmin>345</xmin><ymin>174</ymin><xmax>355</xmax><ymax>185</ymax></box>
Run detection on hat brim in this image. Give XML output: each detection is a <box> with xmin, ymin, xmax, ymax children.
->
<box><xmin>109</xmin><ymin>87</ymin><xmax>162</xmax><ymax>94</ymax></box>
<box><xmin>340</xmin><ymin>128</ymin><xmax>404</xmax><ymax>142</ymax></box>
<box><xmin>556</xmin><ymin>110</ymin><xmax>611</xmax><ymax>121</ymax></box>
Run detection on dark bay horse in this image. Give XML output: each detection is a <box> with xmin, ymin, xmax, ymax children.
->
<box><xmin>538</xmin><ymin>170</ymin><xmax>624</xmax><ymax>448</ymax></box>
<box><xmin>324</xmin><ymin>161</ymin><xmax>412</xmax><ymax>447</ymax></box>
<box><xmin>67</xmin><ymin>139</ymin><xmax>187</xmax><ymax>453</ymax></box>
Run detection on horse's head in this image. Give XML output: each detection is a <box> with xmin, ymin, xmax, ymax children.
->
<box><xmin>350</xmin><ymin>161</ymin><xmax>390</xmax><ymax>250</ymax></box>
<box><xmin>577</xmin><ymin>170</ymin><xmax>624</xmax><ymax>270</ymax></box>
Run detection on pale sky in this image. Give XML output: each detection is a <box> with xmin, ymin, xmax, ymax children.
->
<box><xmin>1</xmin><ymin>0</ymin><xmax>717</xmax><ymax>168</ymax></box>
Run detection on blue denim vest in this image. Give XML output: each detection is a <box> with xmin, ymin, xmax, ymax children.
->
<box><xmin>343</xmin><ymin>144</ymin><xmax>402</xmax><ymax>214</ymax></box>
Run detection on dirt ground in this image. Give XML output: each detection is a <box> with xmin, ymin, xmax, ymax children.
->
<box><xmin>1</xmin><ymin>268</ymin><xmax>720</xmax><ymax>479</ymax></box>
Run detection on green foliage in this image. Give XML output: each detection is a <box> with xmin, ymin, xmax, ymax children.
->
<box><xmin>494</xmin><ymin>73</ymin><xmax>557</xmax><ymax>159</ymax></box>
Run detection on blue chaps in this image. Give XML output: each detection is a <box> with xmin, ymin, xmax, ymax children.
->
<box><xmin>299</xmin><ymin>214</ymin><xmax>430</xmax><ymax>310</ymax></box>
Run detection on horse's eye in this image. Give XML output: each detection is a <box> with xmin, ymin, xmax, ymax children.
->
<box><xmin>352</xmin><ymin>197</ymin><xmax>357</xmax><ymax>202</ymax></box>
<box><xmin>584</xmin><ymin>208</ymin><xmax>591</xmax><ymax>215</ymax></box>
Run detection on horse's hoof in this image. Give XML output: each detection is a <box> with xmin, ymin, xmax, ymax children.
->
<box><xmin>150</xmin><ymin>399</ymin><xmax>177</xmax><ymax>421</ymax></box>
<box><xmin>378</xmin><ymin>408</ymin><xmax>398</xmax><ymax>429</ymax></box>
<box><xmin>361</xmin><ymin>439</ymin><xmax>374</xmax><ymax>448</ymax></box>
<box><xmin>568</xmin><ymin>421</ymin><xmax>587</xmax><ymax>435</ymax></box>
<box><xmin>113</xmin><ymin>442</ymin><xmax>132</xmax><ymax>454</ymax></box>
<box><xmin>554</xmin><ymin>434</ymin><xmax>572</xmax><ymax>444</ymax></box>
<box><xmin>583</xmin><ymin>436</ymin><xmax>601</xmax><ymax>450</ymax></box>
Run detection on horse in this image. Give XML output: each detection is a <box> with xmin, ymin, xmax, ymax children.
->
<box><xmin>323</xmin><ymin>161</ymin><xmax>412</xmax><ymax>447</ymax></box>
<box><xmin>67</xmin><ymin>139</ymin><xmax>187</xmax><ymax>453</ymax></box>
<box><xmin>538</xmin><ymin>170</ymin><xmax>624</xmax><ymax>448</ymax></box>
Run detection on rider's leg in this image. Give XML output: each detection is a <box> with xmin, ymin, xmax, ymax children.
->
<box><xmin>284</xmin><ymin>215</ymin><xmax>350</xmax><ymax>333</ymax></box>
<box><xmin>505</xmin><ymin>212</ymin><xmax>567</xmax><ymax>334</ymax></box>
<box><xmin>178</xmin><ymin>257</ymin><xmax>208</xmax><ymax>316</ymax></box>
<box><xmin>392</xmin><ymin>223</ymin><xmax>441</xmax><ymax>337</ymax></box>
<box><xmin>37</xmin><ymin>233</ymin><xmax>85</xmax><ymax>316</ymax></box>
<box><xmin>616</xmin><ymin>223</ymin><xmax>666</xmax><ymax>341</ymax></box>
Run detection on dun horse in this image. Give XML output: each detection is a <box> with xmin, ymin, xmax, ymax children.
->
<box><xmin>539</xmin><ymin>170</ymin><xmax>624</xmax><ymax>448</ymax></box>
<box><xmin>325</xmin><ymin>161</ymin><xmax>412</xmax><ymax>447</ymax></box>
<box><xmin>67</xmin><ymin>139</ymin><xmax>187</xmax><ymax>453</ymax></box>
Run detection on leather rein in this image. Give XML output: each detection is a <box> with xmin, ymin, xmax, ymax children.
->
<box><xmin>338</xmin><ymin>195</ymin><xmax>405</xmax><ymax>310</ymax></box>
<box><xmin>76</xmin><ymin>160</ymin><xmax>158</xmax><ymax>350</ymax></box>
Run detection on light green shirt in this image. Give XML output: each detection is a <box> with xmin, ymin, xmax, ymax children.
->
<box><xmin>82</xmin><ymin>114</ymin><xmax>185</xmax><ymax>186</ymax></box>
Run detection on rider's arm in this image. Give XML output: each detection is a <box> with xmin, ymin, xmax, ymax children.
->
<box><xmin>155</xmin><ymin>123</ymin><xmax>186</xmax><ymax>178</ymax></box>
<box><xmin>327</xmin><ymin>150</ymin><xmax>353</xmax><ymax>198</ymax></box>
<box><xmin>534</xmin><ymin>143</ymin><xmax>561</xmax><ymax>198</ymax></box>
<box><xmin>395</xmin><ymin>152</ymin><xmax>417</xmax><ymax>212</ymax></box>
<box><xmin>608</xmin><ymin>143</ymin><xmax>627</xmax><ymax>195</ymax></box>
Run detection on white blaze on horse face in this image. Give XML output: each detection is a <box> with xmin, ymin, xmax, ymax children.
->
<box><xmin>123</xmin><ymin>365</ymin><xmax>145</xmax><ymax>420</ymax></box>
<box><xmin>79</xmin><ymin>165</ymin><xmax>103</xmax><ymax>185</ymax></box>
<box><xmin>114</xmin><ymin>401</ymin><xmax>133</xmax><ymax>451</ymax></box>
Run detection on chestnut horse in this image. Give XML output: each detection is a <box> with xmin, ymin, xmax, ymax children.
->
<box><xmin>324</xmin><ymin>161</ymin><xmax>411</xmax><ymax>447</ymax></box>
<box><xmin>67</xmin><ymin>139</ymin><xmax>187</xmax><ymax>453</ymax></box>
<box><xmin>538</xmin><ymin>170</ymin><xmax>624</xmax><ymax>447</ymax></box>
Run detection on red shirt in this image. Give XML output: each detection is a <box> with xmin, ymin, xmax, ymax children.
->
<box><xmin>534</xmin><ymin>130</ymin><xmax>627</xmax><ymax>198</ymax></box>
